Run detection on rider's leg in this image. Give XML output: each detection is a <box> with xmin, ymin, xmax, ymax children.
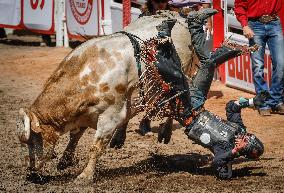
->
<box><xmin>187</xmin><ymin>8</ymin><xmax>244</xmax><ymax>98</ymax></box>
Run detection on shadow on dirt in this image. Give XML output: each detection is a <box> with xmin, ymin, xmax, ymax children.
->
<box><xmin>94</xmin><ymin>153</ymin><xmax>267</xmax><ymax>182</ymax></box>
<box><xmin>0</xmin><ymin>38</ymin><xmax>82</xmax><ymax>48</ymax></box>
<box><xmin>94</xmin><ymin>153</ymin><xmax>214</xmax><ymax>182</ymax></box>
<box><xmin>233</xmin><ymin>166</ymin><xmax>266</xmax><ymax>178</ymax></box>
<box><xmin>26</xmin><ymin>152</ymin><xmax>267</xmax><ymax>185</ymax></box>
<box><xmin>0</xmin><ymin>39</ymin><xmax>55</xmax><ymax>47</ymax></box>
<box><xmin>26</xmin><ymin>171</ymin><xmax>78</xmax><ymax>185</ymax></box>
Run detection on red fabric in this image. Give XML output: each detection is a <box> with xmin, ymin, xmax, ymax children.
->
<box><xmin>213</xmin><ymin>0</ymin><xmax>225</xmax><ymax>83</ymax></box>
<box><xmin>123</xmin><ymin>0</ymin><xmax>131</xmax><ymax>27</ymax></box>
<box><xmin>234</xmin><ymin>0</ymin><xmax>283</xmax><ymax>27</ymax></box>
<box><xmin>280</xmin><ymin>0</ymin><xmax>284</xmax><ymax>34</ymax></box>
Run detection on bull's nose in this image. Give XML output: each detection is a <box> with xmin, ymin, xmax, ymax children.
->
<box><xmin>20</xmin><ymin>144</ymin><xmax>30</xmax><ymax>167</ymax></box>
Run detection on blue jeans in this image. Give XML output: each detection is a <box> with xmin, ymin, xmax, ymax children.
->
<box><xmin>189</xmin><ymin>86</ymin><xmax>206</xmax><ymax>110</ymax></box>
<box><xmin>248</xmin><ymin>19</ymin><xmax>284</xmax><ymax>109</ymax></box>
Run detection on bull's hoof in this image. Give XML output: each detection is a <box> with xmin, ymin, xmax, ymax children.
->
<box><xmin>57</xmin><ymin>156</ymin><xmax>77</xmax><ymax>170</ymax></box>
<box><xmin>110</xmin><ymin>128</ymin><xmax>126</xmax><ymax>149</ymax></box>
<box><xmin>26</xmin><ymin>172</ymin><xmax>49</xmax><ymax>184</ymax></box>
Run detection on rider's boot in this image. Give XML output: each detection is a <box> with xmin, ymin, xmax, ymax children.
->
<box><xmin>187</xmin><ymin>8</ymin><xmax>218</xmax><ymax>64</ymax></box>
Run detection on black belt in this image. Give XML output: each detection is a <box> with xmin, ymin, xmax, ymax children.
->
<box><xmin>249</xmin><ymin>14</ymin><xmax>279</xmax><ymax>23</ymax></box>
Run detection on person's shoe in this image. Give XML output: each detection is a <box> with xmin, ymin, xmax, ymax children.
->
<box><xmin>272</xmin><ymin>104</ymin><xmax>284</xmax><ymax>115</ymax></box>
<box><xmin>187</xmin><ymin>8</ymin><xmax>218</xmax><ymax>24</ymax></box>
<box><xmin>40</xmin><ymin>42</ymin><xmax>47</xmax><ymax>47</ymax></box>
<box><xmin>258</xmin><ymin>108</ymin><xmax>271</xmax><ymax>116</ymax></box>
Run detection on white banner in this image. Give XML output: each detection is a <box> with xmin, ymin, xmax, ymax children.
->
<box><xmin>225</xmin><ymin>33</ymin><xmax>272</xmax><ymax>93</ymax></box>
<box><xmin>66</xmin><ymin>0</ymin><xmax>99</xmax><ymax>38</ymax></box>
<box><xmin>0</xmin><ymin>0</ymin><xmax>21</xmax><ymax>28</ymax></box>
<box><xmin>23</xmin><ymin>0</ymin><xmax>54</xmax><ymax>33</ymax></box>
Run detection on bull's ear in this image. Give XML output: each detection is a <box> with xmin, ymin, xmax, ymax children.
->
<box><xmin>30</xmin><ymin>112</ymin><xmax>42</xmax><ymax>133</ymax></box>
<box><xmin>17</xmin><ymin>108</ymin><xmax>31</xmax><ymax>143</ymax></box>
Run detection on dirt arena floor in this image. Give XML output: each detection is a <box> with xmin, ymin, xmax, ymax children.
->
<box><xmin>0</xmin><ymin>37</ymin><xmax>284</xmax><ymax>193</ymax></box>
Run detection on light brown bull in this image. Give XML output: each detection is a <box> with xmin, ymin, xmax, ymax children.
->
<box><xmin>16</xmin><ymin>11</ymin><xmax>198</xmax><ymax>183</ymax></box>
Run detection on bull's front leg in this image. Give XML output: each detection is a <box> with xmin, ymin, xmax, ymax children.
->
<box><xmin>109</xmin><ymin>121</ymin><xmax>128</xmax><ymax>149</ymax></box>
<box><xmin>57</xmin><ymin>127</ymin><xmax>87</xmax><ymax>170</ymax></box>
<box><xmin>76</xmin><ymin>104</ymin><xmax>127</xmax><ymax>182</ymax></box>
<box><xmin>26</xmin><ymin>131</ymin><xmax>57</xmax><ymax>184</ymax></box>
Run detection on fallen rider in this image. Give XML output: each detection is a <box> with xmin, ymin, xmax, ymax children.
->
<box><xmin>136</xmin><ymin>8</ymin><xmax>259</xmax><ymax>136</ymax></box>
<box><xmin>111</xmin><ymin>8</ymin><xmax>264</xmax><ymax>179</ymax></box>
<box><xmin>184</xmin><ymin>93</ymin><xmax>266</xmax><ymax>179</ymax></box>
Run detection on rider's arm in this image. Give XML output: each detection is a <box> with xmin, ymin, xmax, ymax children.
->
<box><xmin>213</xmin><ymin>137</ymin><xmax>247</xmax><ymax>167</ymax></box>
<box><xmin>225</xmin><ymin>91</ymin><xmax>270</xmax><ymax>129</ymax></box>
<box><xmin>225</xmin><ymin>100</ymin><xmax>246</xmax><ymax>129</ymax></box>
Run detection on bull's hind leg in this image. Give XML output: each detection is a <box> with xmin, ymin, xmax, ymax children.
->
<box><xmin>57</xmin><ymin>127</ymin><xmax>87</xmax><ymax>170</ymax></box>
<box><xmin>76</xmin><ymin>104</ymin><xmax>127</xmax><ymax>181</ymax></box>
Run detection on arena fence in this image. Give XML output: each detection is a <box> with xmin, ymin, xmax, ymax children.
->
<box><xmin>1</xmin><ymin>0</ymin><xmax>283</xmax><ymax>93</ymax></box>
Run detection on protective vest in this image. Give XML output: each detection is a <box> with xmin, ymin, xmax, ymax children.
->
<box><xmin>185</xmin><ymin>110</ymin><xmax>238</xmax><ymax>151</ymax></box>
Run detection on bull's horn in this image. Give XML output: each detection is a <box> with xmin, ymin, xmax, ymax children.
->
<box><xmin>17</xmin><ymin>108</ymin><xmax>31</xmax><ymax>143</ymax></box>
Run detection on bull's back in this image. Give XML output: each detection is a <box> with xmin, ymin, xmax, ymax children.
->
<box><xmin>31</xmin><ymin>35</ymin><xmax>135</xmax><ymax>126</ymax></box>
<box><xmin>126</xmin><ymin>11</ymin><xmax>196</xmax><ymax>77</ymax></box>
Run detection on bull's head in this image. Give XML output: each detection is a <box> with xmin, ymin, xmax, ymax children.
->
<box><xmin>16</xmin><ymin>108</ymin><xmax>55</xmax><ymax>183</ymax></box>
<box><xmin>16</xmin><ymin>108</ymin><xmax>44</xmax><ymax>167</ymax></box>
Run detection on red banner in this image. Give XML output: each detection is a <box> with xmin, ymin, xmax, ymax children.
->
<box><xmin>226</xmin><ymin>52</ymin><xmax>272</xmax><ymax>93</ymax></box>
<box><xmin>22</xmin><ymin>0</ymin><xmax>55</xmax><ymax>34</ymax></box>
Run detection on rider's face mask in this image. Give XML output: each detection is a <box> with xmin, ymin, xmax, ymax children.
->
<box><xmin>242</xmin><ymin>133</ymin><xmax>264</xmax><ymax>159</ymax></box>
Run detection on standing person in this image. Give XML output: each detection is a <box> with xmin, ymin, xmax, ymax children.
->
<box><xmin>168</xmin><ymin>0</ymin><xmax>213</xmax><ymax>34</ymax></box>
<box><xmin>235</xmin><ymin>0</ymin><xmax>284</xmax><ymax>116</ymax></box>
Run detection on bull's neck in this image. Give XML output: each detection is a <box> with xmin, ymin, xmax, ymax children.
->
<box><xmin>30</xmin><ymin>105</ymin><xmax>64</xmax><ymax>131</ymax></box>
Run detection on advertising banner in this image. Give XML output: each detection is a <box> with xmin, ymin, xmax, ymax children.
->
<box><xmin>22</xmin><ymin>0</ymin><xmax>55</xmax><ymax>34</ymax></box>
<box><xmin>66</xmin><ymin>0</ymin><xmax>100</xmax><ymax>38</ymax></box>
<box><xmin>0</xmin><ymin>0</ymin><xmax>22</xmax><ymax>29</ymax></box>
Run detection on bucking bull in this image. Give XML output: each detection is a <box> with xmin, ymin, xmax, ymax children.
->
<box><xmin>16</xmin><ymin>11</ymin><xmax>199</xmax><ymax>183</ymax></box>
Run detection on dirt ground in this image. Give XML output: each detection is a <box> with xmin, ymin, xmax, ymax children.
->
<box><xmin>0</xmin><ymin>37</ymin><xmax>284</xmax><ymax>193</ymax></box>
